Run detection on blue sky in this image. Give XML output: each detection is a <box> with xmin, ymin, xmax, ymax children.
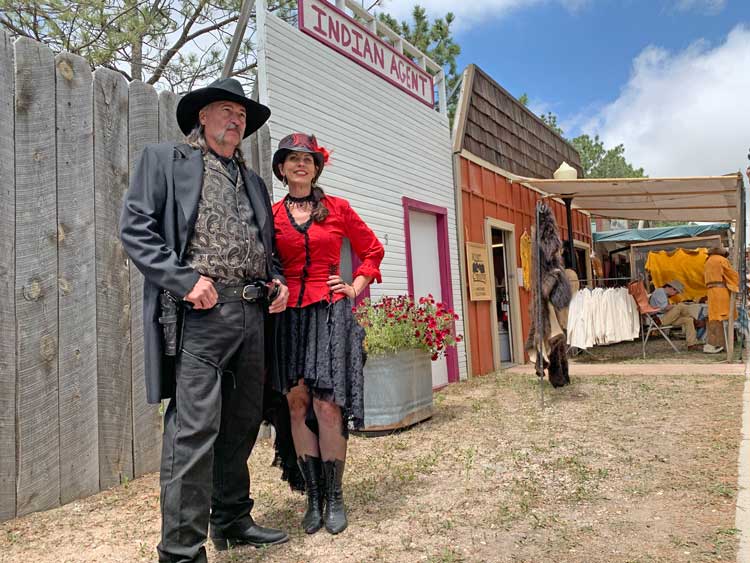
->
<box><xmin>377</xmin><ymin>0</ymin><xmax>750</xmax><ymax>179</ymax></box>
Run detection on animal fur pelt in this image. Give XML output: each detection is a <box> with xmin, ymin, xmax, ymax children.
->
<box><xmin>524</xmin><ymin>203</ymin><xmax>572</xmax><ymax>388</ymax></box>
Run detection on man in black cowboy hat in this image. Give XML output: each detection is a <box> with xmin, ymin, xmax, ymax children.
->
<box><xmin>120</xmin><ymin>77</ymin><xmax>290</xmax><ymax>562</ymax></box>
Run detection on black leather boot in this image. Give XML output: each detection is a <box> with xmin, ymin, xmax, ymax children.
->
<box><xmin>297</xmin><ymin>455</ymin><xmax>324</xmax><ymax>534</ymax></box>
<box><xmin>210</xmin><ymin>517</ymin><xmax>289</xmax><ymax>551</ymax></box>
<box><xmin>322</xmin><ymin>459</ymin><xmax>347</xmax><ymax>534</ymax></box>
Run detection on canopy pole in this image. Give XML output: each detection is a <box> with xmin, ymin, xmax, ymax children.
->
<box><xmin>563</xmin><ymin>197</ymin><xmax>576</xmax><ymax>271</ymax></box>
<box><xmin>534</xmin><ymin>202</ymin><xmax>545</xmax><ymax>410</ymax></box>
<box><xmin>727</xmin><ymin>175</ymin><xmax>744</xmax><ymax>361</ymax></box>
<box><xmin>740</xmin><ymin>173</ymin><xmax>747</xmax><ymax>353</ymax></box>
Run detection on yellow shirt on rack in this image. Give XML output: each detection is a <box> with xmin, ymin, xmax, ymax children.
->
<box><xmin>644</xmin><ymin>248</ymin><xmax>708</xmax><ymax>302</ymax></box>
<box><xmin>519</xmin><ymin>231</ymin><xmax>532</xmax><ymax>289</ymax></box>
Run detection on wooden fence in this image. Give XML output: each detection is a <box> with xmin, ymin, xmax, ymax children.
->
<box><xmin>0</xmin><ymin>31</ymin><xmax>192</xmax><ymax>521</ymax></box>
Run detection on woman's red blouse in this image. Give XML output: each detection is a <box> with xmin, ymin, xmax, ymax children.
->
<box><xmin>272</xmin><ymin>195</ymin><xmax>384</xmax><ymax>308</ymax></box>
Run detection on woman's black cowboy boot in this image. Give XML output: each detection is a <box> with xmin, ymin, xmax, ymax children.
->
<box><xmin>322</xmin><ymin>459</ymin><xmax>347</xmax><ymax>534</ymax></box>
<box><xmin>297</xmin><ymin>455</ymin><xmax>324</xmax><ymax>534</ymax></box>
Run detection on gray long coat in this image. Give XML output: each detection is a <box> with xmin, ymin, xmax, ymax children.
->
<box><xmin>120</xmin><ymin>143</ymin><xmax>284</xmax><ymax>404</ymax></box>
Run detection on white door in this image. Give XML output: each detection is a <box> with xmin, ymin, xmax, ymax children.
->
<box><xmin>408</xmin><ymin>210</ymin><xmax>448</xmax><ymax>388</ymax></box>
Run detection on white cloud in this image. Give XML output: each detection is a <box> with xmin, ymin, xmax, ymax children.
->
<box><xmin>375</xmin><ymin>0</ymin><xmax>588</xmax><ymax>29</ymax></box>
<box><xmin>674</xmin><ymin>0</ymin><xmax>727</xmax><ymax>15</ymax></box>
<box><xmin>581</xmin><ymin>25</ymin><xmax>750</xmax><ymax>178</ymax></box>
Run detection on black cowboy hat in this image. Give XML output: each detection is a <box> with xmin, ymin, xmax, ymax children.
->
<box><xmin>176</xmin><ymin>77</ymin><xmax>270</xmax><ymax>138</ymax></box>
<box><xmin>272</xmin><ymin>133</ymin><xmax>331</xmax><ymax>181</ymax></box>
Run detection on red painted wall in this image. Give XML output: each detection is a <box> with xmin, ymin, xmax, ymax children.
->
<box><xmin>460</xmin><ymin>156</ymin><xmax>592</xmax><ymax>376</ymax></box>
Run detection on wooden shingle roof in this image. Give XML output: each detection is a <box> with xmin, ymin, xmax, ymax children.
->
<box><xmin>454</xmin><ymin>65</ymin><xmax>582</xmax><ymax>179</ymax></box>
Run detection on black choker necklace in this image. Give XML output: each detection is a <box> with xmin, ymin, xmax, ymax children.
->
<box><xmin>287</xmin><ymin>193</ymin><xmax>314</xmax><ymax>203</ymax></box>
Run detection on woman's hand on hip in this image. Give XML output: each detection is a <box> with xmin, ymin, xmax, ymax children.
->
<box><xmin>327</xmin><ymin>275</ymin><xmax>356</xmax><ymax>299</ymax></box>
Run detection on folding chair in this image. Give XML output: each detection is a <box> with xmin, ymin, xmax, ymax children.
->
<box><xmin>627</xmin><ymin>280</ymin><xmax>681</xmax><ymax>359</ymax></box>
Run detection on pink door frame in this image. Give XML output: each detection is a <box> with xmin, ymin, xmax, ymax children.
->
<box><xmin>402</xmin><ymin>196</ymin><xmax>459</xmax><ymax>384</ymax></box>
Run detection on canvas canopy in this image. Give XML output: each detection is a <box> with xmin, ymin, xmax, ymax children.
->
<box><xmin>593</xmin><ymin>223</ymin><xmax>730</xmax><ymax>244</ymax></box>
<box><xmin>518</xmin><ymin>175</ymin><xmax>743</xmax><ymax>222</ymax></box>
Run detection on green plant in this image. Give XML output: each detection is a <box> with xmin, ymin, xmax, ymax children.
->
<box><xmin>354</xmin><ymin>294</ymin><xmax>462</xmax><ymax>359</ymax></box>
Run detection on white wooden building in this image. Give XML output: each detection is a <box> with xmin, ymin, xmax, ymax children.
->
<box><xmin>253</xmin><ymin>0</ymin><xmax>467</xmax><ymax>383</ymax></box>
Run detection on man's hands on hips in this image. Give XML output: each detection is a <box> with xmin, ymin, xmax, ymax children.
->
<box><xmin>268</xmin><ymin>279</ymin><xmax>289</xmax><ymax>314</ymax></box>
<box><xmin>185</xmin><ymin>275</ymin><xmax>218</xmax><ymax>309</ymax></box>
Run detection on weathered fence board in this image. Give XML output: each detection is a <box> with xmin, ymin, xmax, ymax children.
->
<box><xmin>56</xmin><ymin>52</ymin><xmax>99</xmax><ymax>504</ymax></box>
<box><xmin>0</xmin><ymin>29</ymin><xmax>16</xmax><ymax>522</ymax></box>
<box><xmin>128</xmin><ymin>81</ymin><xmax>161</xmax><ymax>478</ymax></box>
<box><xmin>14</xmin><ymin>37</ymin><xmax>60</xmax><ymax>516</ymax></box>
<box><xmin>158</xmin><ymin>91</ymin><xmax>184</xmax><ymax>143</ymax></box>
<box><xmin>94</xmin><ymin>68</ymin><xmax>133</xmax><ymax>488</ymax></box>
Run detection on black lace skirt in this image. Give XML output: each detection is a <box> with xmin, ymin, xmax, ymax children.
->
<box><xmin>274</xmin><ymin>298</ymin><xmax>366</xmax><ymax>432</ymax></box>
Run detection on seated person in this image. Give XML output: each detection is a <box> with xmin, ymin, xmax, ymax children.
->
<box><xmin>649</xmin><ymin>279</ymin><xmax>701</xmax><ymax>351</ymax></box>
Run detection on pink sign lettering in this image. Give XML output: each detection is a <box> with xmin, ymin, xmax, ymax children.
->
<box><xmin>298</xmin><ymin>0</ymin><xmax>435</xmax><ymax>107</ymax></box>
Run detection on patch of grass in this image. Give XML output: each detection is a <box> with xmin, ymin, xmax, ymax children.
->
<box><xmin>707</xmin><ymin>527</ymin><xmax>740</xmax><ymax>558</ymax></box>
<box><xmin>414</xmin><ymin>450</ymin><xmax>441</xmax><ymax>474</ymax></box>
<box><xmin>428</xmin><ymin>547</ymin><xmax>465</xmax><ymax>563</ymax></box>
<box><xmin>4</xmin><ymin>530</ymin><xmax>20</xmax><ymax>545</ymax></box>
<box><xmin>709</xmin><ymin>482</ymin><xmax>736</xmax><ymax>499</ymax></box>
<box><xmin>349</xmin><ymin>476</ymin><xmax>377</xmax><ymax>504</ymax></box>
<box><xmin>668</xmin><ymin>534</ymin><xmax>696</xmax><ymax>548</ymax></box>
<box><xmin>462</xmin><ymin>447</ymin><xmax>476</xmax><ymax>479</ymax></box>
<box><xmin>530</xmin><ymin>510</ymin><xmax>559</xmax><ymax>529</ymax></box>
<box><xmin>137</xmin><ymin>541</ymin><xmax>150</xmax><ymax>558</ymax></box>
<box><xmin>392</xmin><ymin>462</ymin><xmax>417</xmax><ymax>484</ymax></box>
<box><xmin>545</xmin><ymin>454</ymin><xmax>607</xmax><ymax>502</ymax></box>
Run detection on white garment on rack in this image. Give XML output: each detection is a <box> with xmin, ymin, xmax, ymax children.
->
<box><xmin>567</xmin><ymin>290</ymin><xmax>585</xmax><ymax>349</ymax></box>
<box><xmin>567</xmin><ymin>287</ymin><xmax>640</xmax><ymax>350</ymax></box>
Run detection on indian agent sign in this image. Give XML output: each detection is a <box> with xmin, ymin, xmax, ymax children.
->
<box><xmin>298</xmin><ymin>0</ymin><xmax>435</xmax><ymax>108</ymax></box>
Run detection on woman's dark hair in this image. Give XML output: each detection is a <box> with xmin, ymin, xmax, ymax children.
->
<box><xmin>310</xmin><ymin>184</ymin><xmax>329</xmax><ymax>223</ymax></box>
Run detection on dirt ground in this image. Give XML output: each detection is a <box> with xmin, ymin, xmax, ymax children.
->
<box><xmin>0</xmin><ymin>366</ymin><xmax>744</xmax><ymax>563</ymax></box>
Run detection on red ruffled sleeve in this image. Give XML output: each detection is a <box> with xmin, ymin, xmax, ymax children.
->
<box><xmin>343</xmin><ymin>200</ymin><xmax>384</xmax><ymax>284</ymax></box>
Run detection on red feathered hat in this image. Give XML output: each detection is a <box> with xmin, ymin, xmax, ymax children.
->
<box><xmin>272</xmin><ymin>133</ymin><xmax>331</xmax><ymax>182</ymax></box>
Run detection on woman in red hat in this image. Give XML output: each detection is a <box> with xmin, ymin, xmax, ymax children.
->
<box><xmin>270</xmin><ymin>133</ymin><xmax>384</xmax><ymax>535</ymax></box>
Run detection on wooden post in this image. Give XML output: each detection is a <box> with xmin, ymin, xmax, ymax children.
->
<box><xmin>438</xmin><ymin>71</ymin><xmax>448</xmax><ymax>116</ymax></box>
<box><xmin>727</xmin><ymin>175</ymin><xmax>743</xmax><ymax>361</ymax></box>
<box><xmin>158</xmin><ymin>91</ymin><xmax>184</xmax><ymax>143</ymax></box>
<box><xmin>563</xmin><ymin>197</ymin><xmax>576</xmax><ymax>271</ymax></box>
<box><xmin>94</xmin><ymin>68</ymin><xmax>133</xmax><ymax>488</ymax></box>
<box><xmin>14</xmin><ymin>37</ymin><xmax>61</xmax><ymax>516</ymax></box>
<box><xmin>56</xmin><ymin>51</ymin><xmax>99</xmax><ymax>504</ymax></box>
<box><xmin>221</xmin><ymin>0</ymin><xmax>256</xmax><ymax>79</ymax></box>
<box><xmin>0</xmin><ymin>29</ymin><xmax>16</xmax><ymax>522</ymax></box>
<box><xmin>129</xmin><ymin>81</ymin><xmax>162</xmax><ymax>477</ymax></box>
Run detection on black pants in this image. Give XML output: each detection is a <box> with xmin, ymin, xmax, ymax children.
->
<box><xmin>157</xmin><ymin>301</ymin><xmax>265</xmax><ymax>563</ymax></box>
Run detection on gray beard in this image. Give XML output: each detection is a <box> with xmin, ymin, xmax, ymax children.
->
<box><xmin>215</xmin><ymin>126</ymin><xmax>241</xmax><ymax>146</ymax></box>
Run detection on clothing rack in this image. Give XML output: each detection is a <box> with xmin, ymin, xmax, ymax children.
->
<box><xmin>575</xmin><ymin>276</ymin><xmax>633</xmax><ymax>289</ymax></box>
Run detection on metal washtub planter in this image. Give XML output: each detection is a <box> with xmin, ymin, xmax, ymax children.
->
<box><xmin>361</xmin><ymin>348</ymin><xmax>434</xmax><ymax>432</ymax></box>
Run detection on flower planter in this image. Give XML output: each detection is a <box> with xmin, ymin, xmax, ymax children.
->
<box><xmin>361</xmin><ymin>348</ymin><xmax>434</xmax><ymax>432</ymax></box>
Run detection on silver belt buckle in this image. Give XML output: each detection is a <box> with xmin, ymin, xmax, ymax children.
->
<box><xmin>241</xmin><ymin>284</ymin><xmax>257</xmax><ymax>301</ymax></box>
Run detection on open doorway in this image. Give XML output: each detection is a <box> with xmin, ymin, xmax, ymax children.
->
<box><xmin>485</xmin><ymin>218</ymin><xmax>524</xmax><ymax>371</ymax></box>
<box><xmin>491</xmin><ymin>228</ymin><xmax>514</xmax><ymax>368</ymax></box>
